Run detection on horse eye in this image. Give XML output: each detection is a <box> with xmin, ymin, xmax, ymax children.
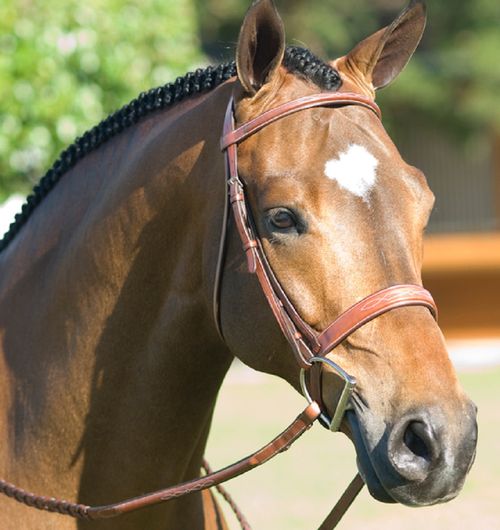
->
<box><xmin>268</xmin><ymin>208</ymin><xmax>297</xmax><ymax>230</ymax></box>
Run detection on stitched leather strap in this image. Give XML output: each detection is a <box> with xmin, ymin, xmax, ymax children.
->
<box><xmin>227</xmin><ymin>172</ymin><xmax>318</xmax><ymax>367</ymax></box>
<box><xmin>315</xmin><ymin>284</ymin><xmax>437</xmax><ymax>355</ymax></box>
<box><xmin>221</xmin><ymin>93</ymin><xmax>381</xmax><ymax>150</ymax></box>
<box><xmin>0</xmin><ymin>404</ymin><xmax>321</xmax><ymax>520</ymax></box>
<box><xmin>86</xmin><ymin>402</ymin><xmax>320</xmax><ymax>519</ymax></box>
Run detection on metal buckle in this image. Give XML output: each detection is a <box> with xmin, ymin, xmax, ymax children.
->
<box><xmin>300</xmin><ymin>356</ymin><xmax>356</xmax><ymax>432</ymax></box>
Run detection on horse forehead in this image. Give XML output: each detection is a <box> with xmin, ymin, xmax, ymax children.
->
<box><xmin>251</xmin><ymin>124</ymin><xmax>395</xmax><ymax>189</ymax></box>
<box><xmin>242</xmin><ymin>102</ymin><xmax>410</xmax><ymax>201</ymax></box>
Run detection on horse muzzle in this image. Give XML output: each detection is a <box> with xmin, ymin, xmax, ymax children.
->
<box><xmin>346</xmin><ymin>401</ymin><xmax>478</xmax><ymax>506</ymax></box>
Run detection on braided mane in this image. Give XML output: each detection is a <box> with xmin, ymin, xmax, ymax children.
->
<box><xmin>0</xmin><ymin>47</ymin><xmax>341</xmax><ymax>252</ymax></box>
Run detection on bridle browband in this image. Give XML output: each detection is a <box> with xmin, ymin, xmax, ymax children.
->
<box><xmin>0</xmin><ymin>91</ymin><xmax>437</xmax><ymax>529</ymax></box>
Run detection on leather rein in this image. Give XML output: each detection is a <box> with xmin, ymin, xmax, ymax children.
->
<box><xmin>0</xmin><ymin>91</ymin><xmax>438</xmax><ymax>529</ymax></box>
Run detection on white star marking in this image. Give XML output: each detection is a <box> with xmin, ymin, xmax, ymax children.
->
<box><xmin>324</xmin><ymin>144</ymin><xmax>379</xmax><ymax>202</ymax></box>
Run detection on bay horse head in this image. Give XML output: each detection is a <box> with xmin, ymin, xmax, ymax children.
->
<box><xmin>220</xmin><ymin>0</ymin><xmax>477</xmax><ymax>507</ymax></box>
<box><xmin>0</xmin><ymin>0</ymin><xmax>478</xmax><ymax>526</ymax></box>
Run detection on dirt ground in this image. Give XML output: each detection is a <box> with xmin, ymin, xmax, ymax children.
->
<box><xmin>206</xmin><ymin>359</ymin><xmax>500</xmax><ymax>530</ymax></box>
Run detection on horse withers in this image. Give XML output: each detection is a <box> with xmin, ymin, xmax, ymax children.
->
<box><xmin>0</xmin><ymin>0</ymin><xmax>477</xmax><ymax>528</ymax></box>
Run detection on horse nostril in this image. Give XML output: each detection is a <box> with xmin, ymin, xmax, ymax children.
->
<box><xmin>403</xmin><ymin>421</ymin><xmax>432</xmax><ymax>461</ymax></box>
<box><xmin>389</xmin><ymin>417</ymin><xmax>438</xmax><ymax>481</ymax></box>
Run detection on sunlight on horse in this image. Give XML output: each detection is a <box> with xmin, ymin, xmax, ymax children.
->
<box><xmin>0</xmin><ymin>1</ymin><xmax>477</xmax><ymax>528</ymax></box>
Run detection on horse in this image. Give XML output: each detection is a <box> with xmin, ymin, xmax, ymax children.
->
<box><xmin>0</xmin><ymin>0</ymin><xmax>477</xmax><ymax>528</ymax></box>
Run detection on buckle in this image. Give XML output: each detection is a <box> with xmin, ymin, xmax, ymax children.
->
<box><xmin>300</xmin><ymin>356</ymin><xmax>356</xmax><ymax>432</ymax></box>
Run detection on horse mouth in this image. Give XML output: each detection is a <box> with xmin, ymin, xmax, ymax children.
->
<box><xmin>344</xmin><ymin>410</ymin><xmax>397</xmax><ymax>504</ymax></box>
<box><xmin>344</xmin><ymin>405</ymin><xmax>477</xmax><ymax>507</ymax></box>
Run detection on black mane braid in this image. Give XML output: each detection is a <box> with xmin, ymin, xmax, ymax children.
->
<box><xmin>283</xmin><ymin>46</ymin><xmax>341</xmax><ymax>91</ymax></box>
<box><xmin>0</xmin><ymin>47</ymin><xmax>341</xmax><ymax>252</ymax></box>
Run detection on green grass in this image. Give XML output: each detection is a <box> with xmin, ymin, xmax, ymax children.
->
<box><xmin>206</xmin><ymin>365</ymin><xmax>500</xmax><ymax>529</ymax></box>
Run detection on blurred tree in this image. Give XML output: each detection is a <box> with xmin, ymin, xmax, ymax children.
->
<box><xmin>195</xmin><ymin>0</ymin><xmax>500</xmax><ymax>140</ymax></box>
<box><xmin>0</xmin><ymin>0</ymin><xmax>204</xmax><ymax>199</ymax></box>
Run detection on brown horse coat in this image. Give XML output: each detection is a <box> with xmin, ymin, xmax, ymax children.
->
<box><xmin>0</xmin><ymin>1</ymin><xmax>476</xmax><ymax>528</ymax></box>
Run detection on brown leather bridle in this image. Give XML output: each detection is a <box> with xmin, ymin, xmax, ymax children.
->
<box><xmin>0</xmin><ymin>91</ymin><xmax>437</xmax><ymax>529</ymax></box>
<box><xmin>218</xmin><ymin>92</ymin><xmax>437</xmax><ymax>429</ymax></box>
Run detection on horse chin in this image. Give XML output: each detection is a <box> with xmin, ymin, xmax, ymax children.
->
<box><xmin>345</xmin><ymin>411</ymin><xmax>397</xmax><ymax>504</ymax></box>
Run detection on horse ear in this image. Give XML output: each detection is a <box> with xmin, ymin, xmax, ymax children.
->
<box><xmin>236</xmin><ymin>0</ymin><xmax>286</xmax><ymax>95</ymax></box>
<box><xmin>344</xmin><ymin>0</ymin><xmax>426</xmax><ymax>90</ymax></box>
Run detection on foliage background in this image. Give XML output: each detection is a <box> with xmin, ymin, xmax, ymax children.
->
<box><xmin>1</xmin><ymin>0</ymin><xmax>499</xmax><ymax>199</ymax></box>
<box><xmin>0</xmin><ymin>0</ymin><xmax>203</xmax><ymax>199</ymax></box>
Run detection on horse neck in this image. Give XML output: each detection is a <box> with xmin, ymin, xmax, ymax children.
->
<box><xmin>0</xmin><ymin>82</ymin><xmax>234</xmax><ymax>518</ymax></box>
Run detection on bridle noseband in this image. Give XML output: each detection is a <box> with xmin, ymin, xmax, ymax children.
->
<box><xmin>218</xmin><ymin>91</ymin><xmax>437</xmax><ymax>430</ymax></box>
